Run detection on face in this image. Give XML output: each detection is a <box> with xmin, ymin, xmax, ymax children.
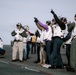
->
<box><xmin>64</xmin><ymin>21</ymin><xmax>67</xmax><ymax>24</ymax></box>
<box><xmin>74</xmin><ymin>17</ymin><xmax>76</xmax><ymax>21</ymax></box>
<box><xmin>17</xmin><ymin>25</ymin><xmax>21</xmax><ymax>30</ymax></box>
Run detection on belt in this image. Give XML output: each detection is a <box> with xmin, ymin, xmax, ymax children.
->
<box><xmin>14</xmin><ymin>40</ymin><xmax>22</xmax><ymax>42</ymax></box>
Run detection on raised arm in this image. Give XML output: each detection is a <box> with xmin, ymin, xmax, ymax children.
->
<box><xmin>34</xmin><ymin>17</ymin><xmax>48</xmax><ymax>31</ymax></box>
<box><xmin>50</xmin><ymin>9</ymin><xmax>65</xmax><ymax>30</ymax></box>
<box><xmin>36</xmin><ymin>23</ymin><xmax>44</xmax><ymax>31</ymax></box>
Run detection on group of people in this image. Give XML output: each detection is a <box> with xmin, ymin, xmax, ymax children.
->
<box><xmin>10</xmin><ymin>9</ymin><xmax>76</xmax><ymax>72</ymax></box>
<box><xmin>33</xmin><ymin>9</ymin><xmax>76</xmax><ymax>72</ymax></box>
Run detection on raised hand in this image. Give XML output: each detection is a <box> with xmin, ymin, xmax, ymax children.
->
<box><xmin>50</xmin><ymin>9</ymin><xmax>54</xmax><ymax>14</ymax></box>
<box><xmin>34</xmin><ymin>17</ymin><xmax>38</xmax><ymax>23</ymax></box>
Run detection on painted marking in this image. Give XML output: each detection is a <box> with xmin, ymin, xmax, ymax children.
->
<box><xmin>22</xmin><ymin>66</ymin><xmax>39</xmax><ymax>72</ymax></box>
<box><xmin>0</xmin><ymin>61</ymin><xmax>9</xmax><ymax>64</ymax></box>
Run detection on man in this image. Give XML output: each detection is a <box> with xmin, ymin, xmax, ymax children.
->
<box><xmin>23</xmin><ymin>25</ymin><xmax>29</xmax><ymax>60</ymax></box>
<box><xmin>11</xmin><ymin>23</ymin><xmax>25</xmax><ymax>62</ymax></box>
<box><xmin>49</xmin><ymin>9</ymin><xmax>66</xmax><ymax>69</ymax></box>
<box><xmin>34</xmin><ymin>17</ymin><xmax>52</xmax><ymax>67</ymax></box>
<box><xmin>34</xmin><ymin>30</ymin><xmax>40</xmax><ymax>63</ymax></box>
<box><xmin>69</xmin><ymin>14</ymin><xmax>76</xmax><ymax>72</ymax></box>
<box><xmin>31</xmin><ymin>34</ymin><xmax>36</xmax><ymax>54</ymax></box>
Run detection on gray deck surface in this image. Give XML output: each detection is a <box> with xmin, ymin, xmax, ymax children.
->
<box><xmin>0</xmin><ymin>45</ymin><xmax>76</xmax><ymax>75</ymax></box>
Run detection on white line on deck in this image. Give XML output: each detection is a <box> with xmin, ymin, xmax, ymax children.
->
<box><xmin>22</xmin><ymin>66</ymin><xmax>39</xmax><ymax>72</ymax></box>
<box><xmin>0</xmin><ymin>61</ymin><xmax>9</xmax><ymax>64</ymax></box>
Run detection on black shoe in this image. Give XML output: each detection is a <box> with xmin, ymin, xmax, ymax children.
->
<box><xmin>66</xmin><ymin>66</ymin><xmax>75</xmax><ymax>72</ymax></box>
<box><xmin>11</xmin><ymin>60</ymin><xmax>17</xmax><ymax>62</ymax></box>
<box><xmin>23</xmin><ymin>58</ymin><xmax>27</xmax><ymax>61</ymax></box>
<box><xmin>48</xmin><ymin>65</ymin><xmax>56</xmax><ymax>69</ymax></box>
<box><xmin>34</xmin><ymin>61</ymin><xmax>40</xmax><ymax>63</ymax></box>
<box><xmin>56</xmin><ymin>66</ymin><xmax>64</xmax><ymax>69</ymax></box>
<box><xmin>19</xmin><ymin>60</ymin><xmax>23</xmax><ymax>62</ymax></box>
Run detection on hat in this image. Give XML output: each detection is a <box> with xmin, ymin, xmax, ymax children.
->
<box><xmin>16</xmin><ymin>23</ymin><xmax>22</xmax><ymax>26</ymax></box>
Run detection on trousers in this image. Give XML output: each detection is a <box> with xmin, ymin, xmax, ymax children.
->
<box><xmin>12</xmin><ymin>42</ymin><xmax>23</xmax><ymax>61</ymax></box>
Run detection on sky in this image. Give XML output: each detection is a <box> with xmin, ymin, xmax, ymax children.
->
<box><xmin>0</xmin><ymin>0</ymin><xmax>76</xmax><ymax>45</ymax></box>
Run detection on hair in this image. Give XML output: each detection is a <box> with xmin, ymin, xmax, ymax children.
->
<box><xmin>46</xmin><ymin>21</ymin><xmax>51</xmax><ymax>25</ymax></box>
<box><xmin>74</xmin><ymin>14</ymin><xmax>76</xmax><ymax>17</ymax></box>
<box><xmin>60</xmin><ymin>17</ymin><xmax>67</xmax><ymax>22</ymax></box>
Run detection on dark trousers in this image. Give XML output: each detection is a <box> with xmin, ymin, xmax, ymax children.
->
<box><xmin>26</xmin><ymin>43</ymin><xmax>30</xmax><ymax>59</ymax></box>
<box><xmin>31</xmin><ymin>42</ymin><xmax>36</xmax><ymax>54</ymax></box>
<box><xmin>66</xmin><ymin>44</ymin><xmax>71</xmax><ymax>66</ymax></box>
<box><xmin>36</xmin><ymin>43</ymin><xmax>40</xmax><ymax>62</ymax></box>
<box><xmin>45</xmin><ymin>41</ymin><xmax>52</xmax><ymax>64</ymax></box>
<box><xmin>50</xmin><ymin>37</ymin><xmax>63</xmax><ymax>67</ymax></box>
<box><xmin>0</xmin><ymin>48</ymin><xmax>5</xmax><ymax>55</ymax></box>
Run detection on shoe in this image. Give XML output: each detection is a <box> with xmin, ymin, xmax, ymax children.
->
<box><xmin>19</xmin><ymin>60</ymin><xmax>23</xmax><ymax>62</ymax></box>
<box><xmin>42</xmin><ymin>64</ymin><xmax>51</xmax><ymax>68</ymax></box>
<box><xmin>34</xmin><ymin>61</ymin><xmax>40</xmax><ymax>63</ymax></box>
<box><xmin>48</xmin><ymin>65</ymin><xmax>56</xmax><ymax>69</ymax></box>
<box><xmin>23</xmin><ymin>58</ymin><xmax>27</xmax><ymax>61</ymax></box>
<box><xmin>56</xmin><ymin>66</ymin><xmax>64</xmax><ymax>69</ymax></box>
<box><xmin>66</xmin><ymin>66</ymin><xmax>75</xmax><ymax>72</ymax></box>
<box><xmin>11</xmin><ymin>60</ymin><xmax>17</xmax><ymax>62</ymax></box>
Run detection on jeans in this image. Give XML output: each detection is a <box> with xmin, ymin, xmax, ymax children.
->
<box><xmin>50</xmin><ymin>37</ymin><xmax>63</xmax><ymax>67</ymax></box>
<box><xmin>23</xmin><ymin>43</ymin><xmax>27</xmax><ymax>60</ymax></box>
<box><xmin>45</xmin><ymin>41</ymin><xmax>52</xmax><ymax>64</ymax></box>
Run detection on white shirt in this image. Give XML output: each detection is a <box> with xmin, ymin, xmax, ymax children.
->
<box><xmin>14</xmin><ymin>29</ymin><xmax>24</xmax><ymax>41</ymax></box>
<box><xmin>64</xmin><ymin>24</ymin><xmax>68</xmax><ymax>38</ymax></box>
<box><xmin>36</xmin><ymin>37</ymin><xmax>40</xmax><ymax>43</ymax></box>
<box><xmin>52</xmin><ymin>24</ymin><xmax>64</xmax><ymax>38</ymax></box>
<box><xmin>44</xmin><ymin>26</ymin><xmax>52</xmax><ymax>40</ymax></box>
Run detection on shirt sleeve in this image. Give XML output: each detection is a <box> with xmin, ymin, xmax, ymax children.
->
<box><xmin>38</xmin><ymin>21</ymin><xmax>48</xmax><ymax>32</ymax></box>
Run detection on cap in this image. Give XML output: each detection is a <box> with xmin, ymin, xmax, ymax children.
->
<box><xmin>16</xmin><ymin>23</ymin><xmax>22</xmax><ymax>26</ymax></box>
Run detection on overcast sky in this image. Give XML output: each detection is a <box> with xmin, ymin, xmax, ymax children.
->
<box><xmin>0</xmin><ymin>0</ymin><xmax>76</xmax><ymax>45</ymax></box>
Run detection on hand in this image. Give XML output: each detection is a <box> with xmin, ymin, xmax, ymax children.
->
<box><xmin>50</xmin><ymin>9</ymin><xmax>54</xmax><ymax>14</ymax></box>
<box><xmin>34</xmin><ymin>17</ymin><xmax>38</xmax><ymax>23</ymax></box>
<box><xmin>19</xmin><ymin>33</ymin><xmax>22</xmax><ymax>35</ymax></box>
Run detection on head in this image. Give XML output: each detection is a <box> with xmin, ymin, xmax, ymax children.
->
<box><xmin>60</xmin><ymin>17</ymin><xmax>67</xmax><ymax>24</ymax></box>
<box><xmin>24</xmin><ymin>25</ymin><xmax>29</xmax><ymax>31</ymax></box>
<box><xmin>51</xmin><ymin>19</ymin><xmax>56</xmax><ymax>25</ymax></box>
<box><xmin>74</xmin><ymin>14</ymin><xmax>76</xmax><ymax>21</ymax></box>
<box><xmin>16</xmin><ymin>23</ymin><xmax>22</xmax><ymax>30</ymax></box>
<box><xmin>35</xmin><ymin>29</ymin><xmax>40</xmax><ymax>37</ymax></box>
<box><xmin>46</xmin><ymin>21</ymin><xmax>51</xmax><ymax>26</ymax></box>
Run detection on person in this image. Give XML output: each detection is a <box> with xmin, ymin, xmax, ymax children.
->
<box><xmin>49</xmin><ymin>9</ymin><xmax>66</xmax><ymax>69</ymax></box>
<box><xmin>39</xmin><ymin>42</ymin><xmax>46</xmax><ymax>66</ymax></box>
<box><xmin>34</xmin><ymin>17</ymin><xmax>52</xmax><ymax>68</ymax></box>
<box><xmin>31</xmin><ymin>34</ymin><xmax>36</xmax><ymax>54</ymax></box>
<box><xmin>0</xmin><ymin>38</ymin><xmax>5</xmax><ymax>56</ymax></box>
<box><xmin>34</xmin><ymin>30</ymin><xmax>40</xmax><ymax>63</ymax></box>
<box><xmin>22</xmin><ymin>25</ymin><xmax>29</xmax><ymax>60</ymax></box>
<box><xmin>69</xmin><ymin>14</ymin><xmax>76</xmax><ymax>72</ymax></box>
<box><xmin>26</xmin><ymin>27</ymin><xmax>31</xmax><ymax>59</ymax></box>
<box><xmin>11</xmin><ymin>23</ymin><xmax>26</xmax><ymax>62</ymax></box>
<box><xmin>64</xmin><ymin>22</ymin><xmax>75</xmax><ymax>69</ymax></box>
